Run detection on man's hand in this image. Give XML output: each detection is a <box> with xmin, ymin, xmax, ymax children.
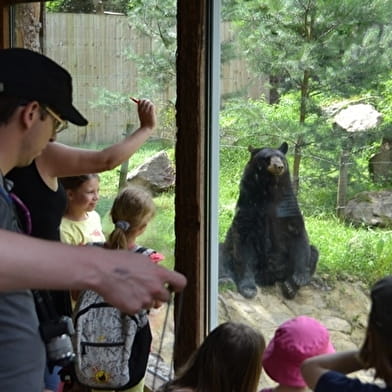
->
<box><xmin>91</xmin><ymin>249</ymin><xmax>186</xmax><ymax>314</ymax></box>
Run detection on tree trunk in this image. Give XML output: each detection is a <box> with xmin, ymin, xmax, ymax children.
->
<box><xmin>268</xmin><ymin>75</ymin><xmax>280</xmax><ymax>104</ymax></box>
<box><xmin>13</xmin><ymin>3</ymin><xmax>42</xmax><ymax>51</ymax></box>
<box><xmin>292</xmin><ymin>69</ymin><xmax>310</xmax><ymax>195</ymax></box>
<box><xmin>292</xmin><ymin>135</ymin><xmax>303</xmax><ymax>195</ymax></box>
<box><xmin>292</xmin><ymin>2</ymin><xmax>314</xmax><ymax>195</ymax></box>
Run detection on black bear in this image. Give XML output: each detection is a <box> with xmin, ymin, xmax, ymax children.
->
<box><xmin>219</xmin><ymin>142</ymin><xmax>318</xmax><ymax>299</ymax></box>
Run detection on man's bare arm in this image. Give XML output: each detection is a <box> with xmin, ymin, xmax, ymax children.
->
<box><xmin>0</xmin><ymin>229</ymin><xmax>186</xmax><ymax>314</ymax></box>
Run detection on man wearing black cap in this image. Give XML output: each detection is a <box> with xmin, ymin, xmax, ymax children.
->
<box><xmin>0</xmin><ymin>48</ymin><xmax>186</xmax><ymax>392</ymax></box>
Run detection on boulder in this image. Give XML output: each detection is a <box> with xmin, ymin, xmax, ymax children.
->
<box><xmin>126</xmin><ymin>151</ymin><xmax>175</xmax><ymax>195</ymax></box>
<box><xmin>333</xmin><ymin>103</ymin><xmax>382</xmax><ymax>133</ymax></box>
<box><xmin>343</xmin><ymin>190</ymin><xmax>392</xmax><ymax>227</ymax></box>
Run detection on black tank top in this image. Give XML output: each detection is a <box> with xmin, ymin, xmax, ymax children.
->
<box><xmin>7</xmin><ymin>160</ymin><xmax>67</xmax><ymax>240</ymax></box>
<box><xmin>7</xmin><ymin>160</ymin><xmax>72</xmax><ymax>316</ymax></box>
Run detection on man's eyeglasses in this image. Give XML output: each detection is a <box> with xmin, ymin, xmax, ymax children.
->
<box><xmin>43</xmin><ymin>106</ymin><xmax>68</xmax><ymax>134</ymax></box>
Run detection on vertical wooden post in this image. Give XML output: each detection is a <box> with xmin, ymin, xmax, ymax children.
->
<box><xmin>336</xmin><ymin>149</ymin><xmax>350</xmax><ymax>218</ymax></box>
<box><xmin>174</xmin><ymin>0</ymin><xmax>207</xmax><ymax>371</ymax></box>
<box><xmin>0</xmin><ymin>5</ymin><xmax>10</xmax><ymax>49</ymax></box>
<box><xmin>118</xmin><ymin>123</ymin><xmax>133</xmax><ymax>191</ymax></box>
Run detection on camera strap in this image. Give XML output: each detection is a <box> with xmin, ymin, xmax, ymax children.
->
<box><xmin>32</xmin><ymin>289</ymin><xmax>65</xmax><ymax>342</ymax></box>
<box><xmin>151</xmin><ymin>291</ymin><xmax>184</xmax><ymax>391</ymax></box>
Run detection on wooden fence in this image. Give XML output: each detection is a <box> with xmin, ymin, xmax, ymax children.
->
<box><xmin>45</xmin><ymin>13</ymin><xmax>266</xmax><ymax>145</ymax></box>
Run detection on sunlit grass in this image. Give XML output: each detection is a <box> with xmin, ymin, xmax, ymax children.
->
<box><xmin>306</xmin><ymin>215</ymin><xmax>392</xmax><ymax>285</ymax></box>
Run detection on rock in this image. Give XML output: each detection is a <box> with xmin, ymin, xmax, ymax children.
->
<box><xmin>369</xmin><ymin>139</ymin><xmax>392</xmax><ymax>185</ymax></box>
<box><xmin>126</xmin><ymin>151</ymin><xmax>175</xmax><ymax>195</ymax></box>
<box><xmin>333</xmin><ymin>104</ymin><xmax>382</xmax><ymax>133</ymax></box>
<box><xmin>343</xmin><ymin>190</ymin><xmax>392</xmax><ymax>227</ymax></box>
<box><xmin>323</xmin><ymin>316</ymin><xmax>351</xmax><ymax>334</ymax></box>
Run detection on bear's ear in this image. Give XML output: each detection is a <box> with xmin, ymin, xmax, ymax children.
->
<box><xmin>279</xmin><ymin>142</ymin><xmax>288</xmax><ymax>154</ymax></box>
<box><xmin>248</xmin><ymin>145</ymin><xmax>261</xmax><ymax>157</ymax></box>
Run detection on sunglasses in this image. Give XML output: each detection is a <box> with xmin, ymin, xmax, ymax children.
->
<box><xmin>43</xmin><ymin>106</ymin><xmax>68</xmax><ymax>134</ymax></box>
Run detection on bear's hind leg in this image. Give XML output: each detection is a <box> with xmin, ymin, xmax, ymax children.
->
<box><xmin>237</xmin><ymin>273</ymin><xmax>258</xmax><ymax>299</ymax></box>
<box><xmin>233</xmin><ymin>246</ymin><xmax>258</xmax><ymax>299</ymax></box>
<box><xmin>219</xmin><ymin>242</ymin><xmax>235</xmax><ymax>285</ymax></box>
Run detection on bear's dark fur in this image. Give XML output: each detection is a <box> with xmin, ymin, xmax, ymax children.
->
<box><xmin>219</xmin><ymin>142</ymin><xmax>318</xmax><ymax>299</ymax></box>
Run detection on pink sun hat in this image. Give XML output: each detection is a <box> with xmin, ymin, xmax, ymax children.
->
<box><xmin>262</xmin><ymin>315</ymin><xmax>335</xmax><ymax>387</ymax></box>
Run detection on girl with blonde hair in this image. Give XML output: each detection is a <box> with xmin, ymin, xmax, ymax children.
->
<box><xmin>106</xmin><ymin>185</ymin><xmax>164</xmax><ymax>263</ymax></box>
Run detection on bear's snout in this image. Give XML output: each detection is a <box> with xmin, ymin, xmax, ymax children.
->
<box><xmin>268</xmin><ymin>156</ymin><xmax>285</xmax><ymax>175</ymax></box>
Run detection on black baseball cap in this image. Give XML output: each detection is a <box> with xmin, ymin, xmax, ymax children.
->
<box><xmin>370</xmin><ymin>275</ymin><xmax>392</xmax><ymax>336</ymax></box>
<box><xmin>0</xmin><ymin>48</ymin><xmax>88</xmax><ymax>126</ymax></box>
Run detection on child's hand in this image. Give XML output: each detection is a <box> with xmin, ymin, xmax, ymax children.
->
<box><xmin>136</xmin><ymin>99</ymin><xmax>156</xmax><ymax>130</ymax></box>
<box><xmin>150</xmin><ymin>252</ymin><xmax>164</xmax><ymax>263</ymax></box>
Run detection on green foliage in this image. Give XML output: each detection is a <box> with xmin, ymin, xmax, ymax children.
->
<box><xmin>220</xmin><ymin>93</ymin><xmax>325</xmax><ymax>147</ymax></box>
<box><xmin>46</xmin><ymin>0</ymin><xmax>129</xmax><ymax>13</ymax></box>
<box><xmin>223</xmin><ymin>0</ymin><xmax>392</xmax><ymax>97</ymax></box>
<box><xmin>46</xmin><ymin>0</ymin><xmax>95</xmax><ymax>13</ymax></box>
<box><xmin>89</xmin><ymin>89</ymin><xmax>133</xmax><ymax>113</ymax></box>
<box><xmin>124</xmin><ymin>0</ymin><xmax>176</xmax><ymax>97</ymax></box>
<box><xmin>54</xmin><ymin>0</ymin><xmax>178</xmax><ymax>141</ymax></box>
<box><xmin>219</xmin><ymin>146</ymin><xmax>248</xmax><ymax>240</ymax></box>
<box><xmin>375</xmin><ymin>72</ymin><xmax>392</xmax><ymax>124</ymax></box>
<box><xmin>219</xmin><ymin>91</ymin><xmax>387</xmax><ymax>216</ymax></box>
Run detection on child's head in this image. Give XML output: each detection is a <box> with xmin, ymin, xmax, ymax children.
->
<box><xmin>60</xmin><ymin>174</ymin><xmax>100</xmax><ymax>213</ymax></box>
<box><xmin>172</xmin><ymin>322</ymin><xmax>265</xmax><ymax>392</ymax></box>
<box><xmin>360</xmin><ymin>275</ymin><xmax>392</xmax><ymax>386</ymax></box>
<box><xmin>107</xmin><ymin>185</ymin><xmax>155</xmax><ymax>250</ymax></box>
<box><xmin>263</xmin><ymin>315</ymin><xmax>334</xmax><ymax>388</ymax></box>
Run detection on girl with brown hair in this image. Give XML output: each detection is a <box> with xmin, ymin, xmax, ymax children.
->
<box><xmin>158</xmin><ymin>321</ymin><xmax>266</xmax><ymax>392</ymax></box>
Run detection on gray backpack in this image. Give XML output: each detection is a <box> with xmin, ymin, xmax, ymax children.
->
<box><xmin>72</xmin><ymin>289</ymin><xmax>152</xmax><ymax>390</ymax></box>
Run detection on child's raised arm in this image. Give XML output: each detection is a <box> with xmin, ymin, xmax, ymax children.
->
<box><xmin>301</xmin><ymin>350</ymin><xmax>363</xmax><ymax>390</ymax></box>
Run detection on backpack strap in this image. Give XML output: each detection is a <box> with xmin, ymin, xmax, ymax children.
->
<box><xmin>134</xmin><ymin>246</ymin><xmax>148</xmax><ymax>254</ymax></box>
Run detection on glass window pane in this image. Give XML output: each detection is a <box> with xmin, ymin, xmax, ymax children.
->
<box><xmin>218</xmin><ymin>1</ymin><xmax>392</xmax><ymax>389</ymax></box>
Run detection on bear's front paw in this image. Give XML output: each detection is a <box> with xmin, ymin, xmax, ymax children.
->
<box><xmin>279</xmin><ymin>279</ymin><xmax>299</xmax><ymax>299</ymax></box>
<box><xmin>238</xmin><ymin>282</ymin><xmax>257</xmax><ymax>299</ymax></box>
